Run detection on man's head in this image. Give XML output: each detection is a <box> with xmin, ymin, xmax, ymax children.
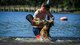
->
<box><xmin>41</xmin><ymin>3</ymin><xmax>50</xmax><ymax>11</ymax></box>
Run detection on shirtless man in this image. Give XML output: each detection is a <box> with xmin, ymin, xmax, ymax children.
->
<box><xmin>32</xmin><ymin>3</ymin><xmax>54</xmax><ymax>41</ymax></box>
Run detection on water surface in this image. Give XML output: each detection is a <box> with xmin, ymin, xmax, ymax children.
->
<box><xmin>0</xmin><ymin>12</ymin><xmax>80</xmax><ymax>39</ymax></box>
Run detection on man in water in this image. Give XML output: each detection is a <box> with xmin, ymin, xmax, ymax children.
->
<box><xmin>32</xmin><ymin>3</ymin><xmax>54</xmax><ymax>41</ymax></box>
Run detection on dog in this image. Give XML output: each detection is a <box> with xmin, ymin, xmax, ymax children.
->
<box><xmin>40</xmin><ymin>20</ymin><xmax>54</xmax><ymax>40</ymax></box>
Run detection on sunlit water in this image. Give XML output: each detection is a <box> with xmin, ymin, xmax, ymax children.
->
<box><xmin>0</xmin><ymin>12</ymin><xmax>80</xmax><ymax>40</ymax></box>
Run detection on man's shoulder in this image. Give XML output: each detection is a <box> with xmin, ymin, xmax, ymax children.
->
<box><xmin>36</xmin><ymin>9</ymin><xmax>40</xmax><ymax>12</ymax></box>
<box><xmin>34</xmin><ymin>9</ymin><xmax>40</xmax><ymax>14</ymax></box>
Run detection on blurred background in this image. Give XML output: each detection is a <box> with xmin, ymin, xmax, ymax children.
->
<box><xmin>0</xmin><ymin>0</ymin><xmax>80</xmax><ymax>13</ymax></box>
<box><xmin>0</xmin><ymin>0</ymin><xmax>80</xmax><ymax>41</ymax></box>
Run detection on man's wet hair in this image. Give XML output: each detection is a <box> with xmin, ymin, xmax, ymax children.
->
<box><xmin>41</xmin><ymin>3</ymin><xmax>50</xmax><ymax>10</ymax></box>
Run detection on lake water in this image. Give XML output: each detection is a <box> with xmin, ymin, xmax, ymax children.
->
<box><xmin>0</xmin><ymin>12</ymin><xmax>80</xmax><ymax>40</ymax></box>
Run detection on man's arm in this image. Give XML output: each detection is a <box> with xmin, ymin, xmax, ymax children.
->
<box><xmin>47</xmin><ymin>11</ymin><xmax>55</xmax><ymax>20</ymax></box>
<box><xmin>47</xmin><ymin>11</ymin><xmax>54</xmax><ymax>26</ymax></box>
<box><xmin>33</xmin><ymin>10</ymin><xmax>38</xmax><ymax>19</ymax></box>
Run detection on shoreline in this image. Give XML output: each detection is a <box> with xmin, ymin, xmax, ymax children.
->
<box><xmin>0</xmin><ymin>11</ymin><xmax>80</xmax><ymax>14</ymax></box>
<box><xmin>0</xmin><ymin>5</ymin><xmax>80</xmax><ymax>14</ymax></box>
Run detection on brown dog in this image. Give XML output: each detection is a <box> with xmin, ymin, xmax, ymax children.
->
<box><xmin>40</xmin><ymin>20</ymin><xmax>53</xmax><ymax>40</ymax></box>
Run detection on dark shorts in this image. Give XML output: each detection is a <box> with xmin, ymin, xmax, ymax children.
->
<box><xmin>33</xmin><ymin>27</ymin><xmax>42</xmax><ymax>36</ymax></box>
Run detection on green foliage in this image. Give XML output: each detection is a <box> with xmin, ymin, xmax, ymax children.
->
<box><xmin>0</xmin><ymin>0</ymin><xmax>80</xmax><ymax>9</ymax></box>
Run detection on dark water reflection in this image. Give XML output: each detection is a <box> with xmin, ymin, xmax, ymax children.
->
<box><xmin>0</xmin><ymin>12</ymin><xmax>80</xmax><ymax>39</ymax></box>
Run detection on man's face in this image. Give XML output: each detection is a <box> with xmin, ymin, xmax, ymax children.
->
<box><xmin>41</xmin><ymin>6</ymin><xmax>47</xmax><ymax>13</ymax></box>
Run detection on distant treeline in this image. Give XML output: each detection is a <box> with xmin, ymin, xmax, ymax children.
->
<box><xmin>0</xmin><ymin>0</ymin><xmax>46</xmax><ymax>6</ymax></box>
<box><xmin>0</xmin><ymin>0</ymin><xmax>80</xmax><ymax>9</ymax></box>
